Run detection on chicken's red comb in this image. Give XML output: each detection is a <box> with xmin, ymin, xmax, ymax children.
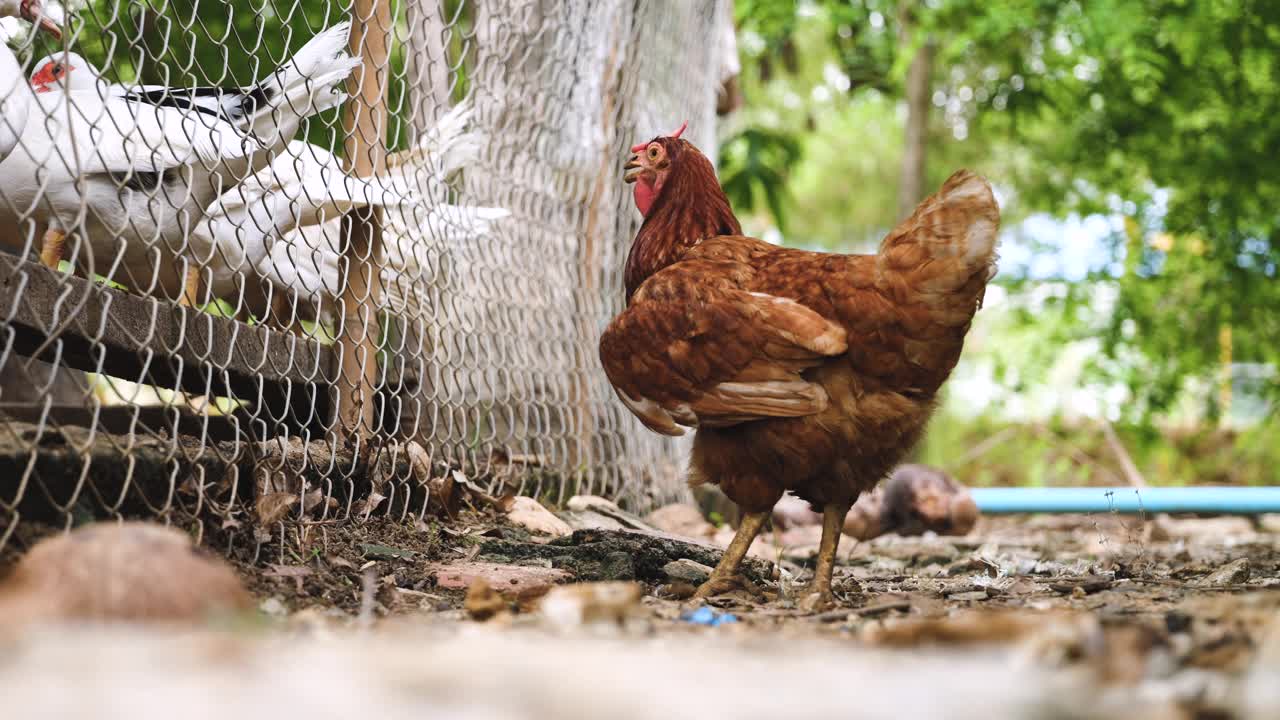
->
<box><xmin>630</xmin><ymin>121</ymin><xmax>689</xmax><ymax>153</ymax></box>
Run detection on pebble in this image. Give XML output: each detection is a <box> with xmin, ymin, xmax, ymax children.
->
<box><xmin>663</xmin><ymin>559</ymin><xmax>714</xmax><ymax>585</ymax></box>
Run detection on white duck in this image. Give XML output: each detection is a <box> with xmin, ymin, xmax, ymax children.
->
<box><xmin>8</xmin><ymin>25</ymin><xmax>359</xmax><ymax>305</ymax></box>
<box><xmin>0</xmin><ymin>0</ymin><xmax>59</xmax><ymax>161</ymax></box>
<box><xmin>187</xmin><ymin>139</ymin><xmax>420</xmax><ymax>323</ymax></box>
<box><xmin>192</xmin><ymin>100</ymin><xmax>510</xmax><ymax>330</ymax></box>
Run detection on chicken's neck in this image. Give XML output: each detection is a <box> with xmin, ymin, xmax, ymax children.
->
<box><xmin>623</xmin><ymin>156</ymin><xmax>741</xmax><ymax>303</ymax></box>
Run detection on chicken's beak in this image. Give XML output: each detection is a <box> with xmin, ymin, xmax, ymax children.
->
<box><xmin>623</xmin><ymin>155</ymin><xmax>642</xmax><ymax>184</ymax></box>
<box><xmin>20</xmin><ymin>0</ymin><xmax>62</xmax><ymax>39</ymax></box>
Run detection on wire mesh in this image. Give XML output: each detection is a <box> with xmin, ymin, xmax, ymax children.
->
<box><xmin>0</xmin><ymin>0</ymin><xmax>737</xmax><ymax>551</ymax></box>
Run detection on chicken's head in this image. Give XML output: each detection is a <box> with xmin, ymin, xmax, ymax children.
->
<box><xmin>624</xmin><ymin>121</ymin><xmax>688</xmax><ymax>216</ymax></box>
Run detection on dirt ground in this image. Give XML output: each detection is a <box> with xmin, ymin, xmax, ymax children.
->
<box><xmin>3</xmin><ymin>505</ymin><xmax>1279</xmax><ymax>719</ymax></box>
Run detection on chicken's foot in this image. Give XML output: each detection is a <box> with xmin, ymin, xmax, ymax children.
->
<box><xmin>797</xmin><ymin>502</ymin><xmax>851</xmax><ymax>613</ymax></box>
<box><xmin>39</xmin><ymin>229</ymin><xmax>66</xmax><ymax>270</ymax></box>
<box><xmin>692</xmin><ymin>510</ymin><xmax>769</xmax><ymax>601</ymax></box>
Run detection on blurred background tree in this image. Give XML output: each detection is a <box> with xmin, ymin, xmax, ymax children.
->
<box><xmin>720</xmin><ymin>0</ymin><xmax>1278</xmax><ymax>485</ymax></box>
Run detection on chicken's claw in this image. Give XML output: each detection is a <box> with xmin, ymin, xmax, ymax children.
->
<box><xmin>691</xmin><ymin>573</ymin><xmax>764</xmax><ymax>602</ymax></box>
<box><xmin>796</xmin><ymin>586</ymin><xmax>836</xmax><ymax>613</ymax></box>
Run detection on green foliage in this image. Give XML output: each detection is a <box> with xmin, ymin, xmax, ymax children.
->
<box><xmin>718</xmin><ymin>127</ymin><xmax>801</xmax><ymax>232</ymax></box>
<box><xmin>728</xmin><ymin>0</ymin><xmax>1279</xmax><ymax>421</ymax></box>
<box><xmin>921</xmin><ymin>412</ymin><xmax>1280</xmax><ymax>488</ymax></box>
<box><xmin>927</xmin><ymin>0</ymin><xmax>1280</xmax><ymax>416</ymax></box>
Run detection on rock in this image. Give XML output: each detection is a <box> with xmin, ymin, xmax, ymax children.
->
<box><xmin>566</xmin><ymin>496</ymin><xmax>661</xmax><ymax>533</ymax></box>
<box><xmin>505</xmin><ymin>496</ymin><xmax>572</xmax><ymax>537</ymax></box>
<box><xmin>1202</xmin><ymin>558</ymin><xmax>1250</xmax><ymax>586</ymax></box>
<box><xmin>1258</xmin><ymin>514</ymin><xmax>1280</xmax><ymax>534</ymax></box>
<box><xmin>538</xmin><ymin>581</ymin><xmax>644</xmax><ymax>628</ymax></box>
<box><xmin>0</xmin><ymin>522</ymin><xmax>253</xmax><ymax>626</ymax></box>
<box><xmin>479</xmin><ymin>528</ymin><xmax>775</xmax><ymax>586</ymax></box>
<box><xmin>567</xmin><ymin>495</ymin><xmax>623</xmax><ymax>513</ymax></box>
<box><xmin>425</xmin><ymin>561</ymin><xmax>572</xmax><ymax>601</ymax></box>
<box><xmin>602</xmin><ymin>552</ymin><xmax>637</xmax><ymax>581</ymax></box>
<box><xmin>645</xmin><ymin>503</ymin><xmax>716</xmax><ymax>540</ymax></box>
<box><xmin>663</xmin><ymin>559</ymin><xmax>713</xmax><ymax>585</ymax></box>
<box><xmin>560</xmin><ymin>510</ymin><xmax>630</xmax><ymax>532</ymax></box>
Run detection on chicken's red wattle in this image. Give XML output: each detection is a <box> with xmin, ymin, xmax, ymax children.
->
<box><xmin>633</xmin><ymin>180</ymin><xmax>656</xmax><ymax>216</ymax></box>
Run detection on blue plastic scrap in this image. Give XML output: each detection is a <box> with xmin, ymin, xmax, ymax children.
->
<box><xmin>680</xmin><ymin>606</ymin><xmax>739</xmax><ymax>626</ymax></box>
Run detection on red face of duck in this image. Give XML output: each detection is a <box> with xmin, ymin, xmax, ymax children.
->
<box><xmin>30</xmin><ymin>57</ymin><xmax>72</xmax><ymax>93</ymax></box>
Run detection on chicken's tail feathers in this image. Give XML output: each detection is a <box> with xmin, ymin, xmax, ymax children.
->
<box><xmin>875</xmin><ymin>169</ymin><xmax>1000</xmax><ymax>319</ymax></box>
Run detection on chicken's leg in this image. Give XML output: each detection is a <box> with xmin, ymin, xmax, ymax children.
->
<box><xmin>39</xmin><ymin>229</ymin><xmax>66</xmax><ymax>270</ymax></box>
<box><xmin>692</xmin><ymin>510</ymin><xmax>769</xmax><ymax>601</ymax></box>
<box><xmin>797</xmin><ymin>502</ymin><xmax>852</xmax><ymax>612</ymax></box>
<box><xmin>179</xmin><ymin>263</ymin><xmax>201</xmax><ymax>308</ymax></box>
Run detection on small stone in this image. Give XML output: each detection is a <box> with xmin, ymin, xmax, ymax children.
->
<box><xmin>505</xmin><ymin>496</ymin><xmax>573</xmax><ymax>537</ymax></box>
<box><xmin>538</xmin><ymin>581</ymin><xmax>643</xmax><ymax>628</ymax></box>
<box><xmin>259</xmin><ymin>596</ymin><xmax>289</xmax><ymax>617</ymax></box>
<box><xmin>645</xmin><ymin>503</ymin><xmax>717</xmax><ymax>540</ymax></box>
<box><xmin>663</xmin><ymin>559</ymin><xmax>713</xmax><ymax>585</ymax></box>
<box><xmin>426</xmin><ymin>561</ymin><xmax>572</xmax><ymax>599</ymax></box>
<box><xmin>1202</xmin><ymin>558</ymin><xmax>1250</xmax><ymax>586</ymax></box>
<box><xmin>949</xmin><ymin>591</ymin><xmax>989</xmax><ymax>602</ymax></box>
<box><xmin>567</xmin><ymin>495</ymin><xmax>623</xmax><ymax>513</ymax></box>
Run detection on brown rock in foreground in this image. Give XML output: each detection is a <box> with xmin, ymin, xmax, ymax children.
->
<box><xmin>0</xmin><ymin>522</ymin><xmax>252</xmax><ymax>625</ymax></box>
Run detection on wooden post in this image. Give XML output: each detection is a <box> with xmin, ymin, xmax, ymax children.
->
<box><xmin>334</xmin><ymin>0</ymin><xmax>391</xmax><ymax>440</ymax></box>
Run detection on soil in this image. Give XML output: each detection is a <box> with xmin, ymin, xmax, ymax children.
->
<box><xmin>3</xmin><ymin>507</ymin><xmax>1279</xmax><ymax>719</ymax></box>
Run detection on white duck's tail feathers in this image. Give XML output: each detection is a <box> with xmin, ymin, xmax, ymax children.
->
<box><xmin>386</xmin><ymin>99</ymin><xmax>482</xmax><ymax>184</ymax></box>
<box><xmin>247</xmin><ymin>23</ymin><xmax>360</xmax><ymax>136</ymax></box>
<box><xmin>261</xmin><ymin>22</ymin><xmax>355</xmax><ymax>98</ymax></box>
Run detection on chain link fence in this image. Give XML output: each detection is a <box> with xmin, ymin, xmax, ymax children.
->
<box><xmin>0</xmin><ymin>0</ymin><xmax>738</xmax><ymax>552</ymax></box>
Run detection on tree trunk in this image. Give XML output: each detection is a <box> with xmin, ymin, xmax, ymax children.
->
<box><xmin>897</xmin><ymin>11</ymin><xmax>934</xmax><ymax>221</ymax></box>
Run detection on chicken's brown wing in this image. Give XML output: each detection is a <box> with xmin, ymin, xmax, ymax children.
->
<box><xmin>599</xmin><ymin>258</ymin><xmax>847</xmax><ymax>436</ymax></box>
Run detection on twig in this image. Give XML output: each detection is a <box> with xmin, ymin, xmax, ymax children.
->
<box><xmin>950</xmin><ymin>426</ymin><xmax>1019</xmax><ymax>469</ymax></box>
<box><xmin>357</xmin><ymin>566</ymin><xmax>377</xmax><ymax>629</ymax></box>
<box><xmin>1100</xmin><ymin>420</ymin><xmax>1147</xmax><ymax>488</ymax></box>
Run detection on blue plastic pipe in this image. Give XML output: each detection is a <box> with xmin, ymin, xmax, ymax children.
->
<box><xmin>971</xmin><ymin>486</ymin><xmax>1280</xmax><ymax>515</ymax></box>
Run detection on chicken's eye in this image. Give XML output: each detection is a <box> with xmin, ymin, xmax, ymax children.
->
<box><xmin>647</xmin><ymin>146</ymin><xmax>659</xmax><ymax>160</ymax></box>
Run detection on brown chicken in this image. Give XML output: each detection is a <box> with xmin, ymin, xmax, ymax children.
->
<box><xmin>599</xmin><ymin>125</ymin><xmax>999</xmax><ymax>609</ymax></box>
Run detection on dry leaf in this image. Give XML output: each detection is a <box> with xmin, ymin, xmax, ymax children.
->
<box><xmin>355</xmin><ymin>492</ymin><xmax>387</xmax><ymax>520</ymax></box>
<box><xmin>256</xmin><ymin>492</ymin><xmax>296</xmax><ymax>525</ymax></box>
